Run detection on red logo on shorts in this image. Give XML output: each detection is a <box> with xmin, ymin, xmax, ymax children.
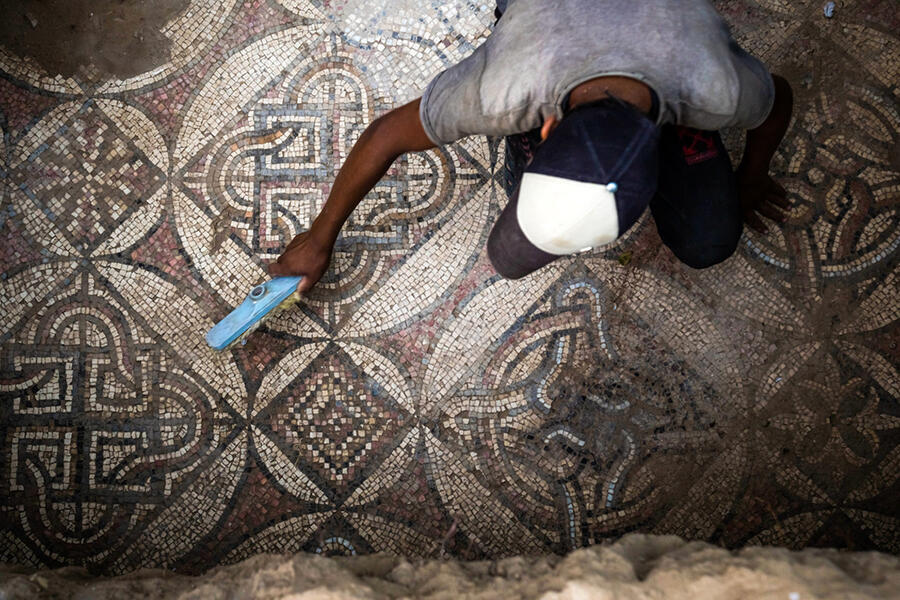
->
<box><xmin>676</xmin><ymin>127</ymin><xmax>719</xmax><ymax>165</ymax></box>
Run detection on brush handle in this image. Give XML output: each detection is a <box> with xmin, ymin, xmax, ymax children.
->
<box><xmin>205</xmin><ymin>276</ymin><xmax>303</xmax><ymax>351</ymax></box>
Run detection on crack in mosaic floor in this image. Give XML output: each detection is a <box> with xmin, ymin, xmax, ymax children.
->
<box><xmin>1</xmin><ymin>0</ymin><xmax>898</xmax><ymax>575</ymax></box>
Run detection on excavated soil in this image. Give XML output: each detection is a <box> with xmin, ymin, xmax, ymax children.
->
<box><xmin>2</xmin><ymin>535</ymin><xmax>899</xmax><ymax>599</ymax></box>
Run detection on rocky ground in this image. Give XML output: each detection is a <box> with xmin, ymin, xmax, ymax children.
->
<box><xmin>2</xmin><ymin>535</ymin><xmax>899</xmax><ymax>599</ymax></box>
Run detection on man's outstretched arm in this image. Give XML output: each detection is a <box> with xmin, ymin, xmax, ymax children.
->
<box><xmin>737</xmin><ymin>74</ymin><xmax>794</xmax><ymax>233</ymax></box>
<box><xmin>268</xmin><ymin>98</ymin><xmax>436</xmax><ymax>290</ymax></box>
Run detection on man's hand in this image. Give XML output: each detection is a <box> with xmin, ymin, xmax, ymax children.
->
<box><xmin>737</xmin><ymin>172</ymin><xmax>789</xmax><ymax>233</ymax></box>
<box><xmin>737</xmin><ymin>74</ymin><xmax>793</xmax><ymax>234</ymax></box>
<box><xmin>268</xmin><ymin>230</ymin><xmax>333</xmax><ymax>293</ymax></box>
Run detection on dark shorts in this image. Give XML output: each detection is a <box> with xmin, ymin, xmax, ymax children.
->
<box><xmin>502</xmin><ymin>125</ymin><xmax>743</xmax><ymax>270</ymax></box>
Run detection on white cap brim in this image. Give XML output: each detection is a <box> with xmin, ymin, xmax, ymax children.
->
<box><xmin>516</xmin><ymin>172</ymin><xmax>620</xmax><ymax>255</ymax></box>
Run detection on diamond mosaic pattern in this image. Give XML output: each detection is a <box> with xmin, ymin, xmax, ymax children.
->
<box><xmin>1</xmin><ymin>0</ymin><xmax>898</xmax><ymax>574</ymax></box>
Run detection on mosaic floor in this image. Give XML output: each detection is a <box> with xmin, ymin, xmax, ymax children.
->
<box><xmin>1</xmin><ymin>0</ymin><xmax>898</xmax><ymax>575</ymax></box>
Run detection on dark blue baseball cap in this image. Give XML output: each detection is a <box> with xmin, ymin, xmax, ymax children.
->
<box><xmin>488</xmin><ymin>98</ymin><xmax>660</xmax><ymax>279</ymax></box>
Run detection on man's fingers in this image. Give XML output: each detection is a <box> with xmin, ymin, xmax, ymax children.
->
<box><xmin>269</xmin><ymin>260</ymin><xmax>311</xmax><ymax>283</ymax></box>
<box><xmin>269</xmin><ymin>260</ymin><xmax>308</xmax><ymax>277</ymax></box>
<box><xmin>268</xmin><ymin>260</ymin><xmax>316</xmax><ymax>293</ymax></box>
<box><xmin>768</xmin><ymin>178</ymin><xmax>787</xmax><ymax>198</ymax></box>
<box><xmin>767</xmin><ymin>191</ymin><xmax>790</xmax><ymax>209</ymax></box>
<box><xmin>758</xmin><ymin>202</ymin><xmax>785</xmax><ymax>222</ymax></box>
<box><xmin>744</xmin><ymin>210</ymin><xmax>768</xmax><ymax>234</ymax></box>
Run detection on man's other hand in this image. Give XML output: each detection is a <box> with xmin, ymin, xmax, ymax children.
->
<box><xmin>268</xmin><ymin>230</ymin><xmax>333</xmax><ymax>293</ymax></box>
<box><xmin>737</xmin><ymin>74</ymin><xmax>793</xmax><ymax>234</ymax></box>
<box><xmin>737</xmin><ymin>173</ymin><xmax>789</xmax><ymax>234</ymax></box>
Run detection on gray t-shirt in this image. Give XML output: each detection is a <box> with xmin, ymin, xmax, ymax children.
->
<box><xmin>419</xmin><ymin>0</ymin><xmax>775</xmax><ymax>145</ymax></box>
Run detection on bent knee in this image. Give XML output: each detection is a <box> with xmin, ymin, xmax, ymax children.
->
<box><xmin>672</xmin><ymin>239</ymin><xmax>739</xmax><ymax>269</ymax></box>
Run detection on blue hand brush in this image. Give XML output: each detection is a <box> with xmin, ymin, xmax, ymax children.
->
<box><xmin>205</xmin><ymin>276</ymin><xmax>303</xmax><ymax>350</ymax></box>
